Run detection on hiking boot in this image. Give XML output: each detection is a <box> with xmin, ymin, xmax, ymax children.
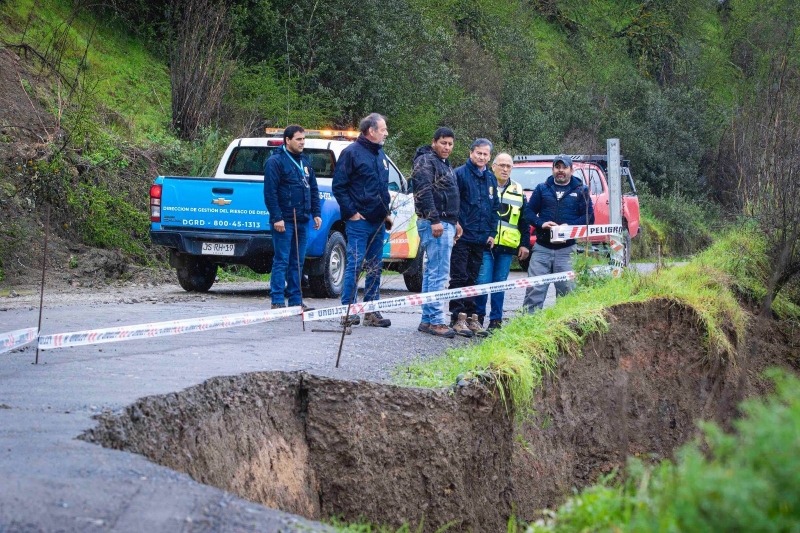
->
<box><xmin>488</xmin><ymin>319</ymin><xmax>503</xmax><ymax>331</ymax></box>
<box><xmin>340</xmin><ymin>314</ymin><xmax>361</xmax><ymax>327</ymax></box>
<box><xmin>363</xmin><ymin>311</ymin><xmax>391</xmax><ymax>327</ymax></box>
<box><xmin>451</xmin><ymin>313</ymin><xmax>474</xmax><ymax>338</ymax></box>
<box><xmin>469</xmin><ymin>314</ymin><xmax>489</xmax><ymax>338</ymax></box>
<box><xmin>418</xmin><ymin>322</ymin><xmax>431</xmax><ymax>333</ymax></box>
<box><xmin>426</xmin><ymin>323</ymin><xmax>456</xmax><ymax>338</ymax></box>
<box><xmin>271</xmin><ymin>303</ymin><xmax>286</xmax><ymax>309</ymax></box>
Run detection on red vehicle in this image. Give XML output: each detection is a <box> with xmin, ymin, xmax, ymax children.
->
<box><xmin>511</xmin><ymin>155</ymin><xmax>641</xmax><ymax>266</ymax></box>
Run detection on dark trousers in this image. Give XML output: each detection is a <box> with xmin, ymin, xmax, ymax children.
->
<box><xmin>448</xmin><ymin>240</ymin><xmax>485</xmax><ymax>321</ymax></box>
<box><xmin>270</xmin><ymin>221</ymin><xmax>308</xmax><ymax>306</ymax></box>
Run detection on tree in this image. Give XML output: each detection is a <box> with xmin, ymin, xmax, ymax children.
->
<box><xmin>168</xmin><ymin>0</ymin><xmax>236</xmax><ymax>140</ymax></box>
<box><xmin>724</xmin><ymin>1</ymin><xmax>800</xmax><ymax>315</ymax></box>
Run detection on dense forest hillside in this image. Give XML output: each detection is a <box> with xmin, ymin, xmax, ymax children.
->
<box><xmin>0</xmin><ymin>0</ymin><xmax>798</xmax><ymax>310</ymax></box>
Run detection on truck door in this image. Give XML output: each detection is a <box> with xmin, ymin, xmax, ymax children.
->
<box><xmin>587</xmin><ymin>167</ymin><xmax>608</xmax><ymax>226</ymax></box>
<box><xmin>384</xmin><ymin>161</ymin><xmax>419</xmax><ymax>259</ymax></box>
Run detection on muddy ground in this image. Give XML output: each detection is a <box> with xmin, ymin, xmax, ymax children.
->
<box><xmin>83</xmin><ymin>299</ymin><xmax>799</xmax><ymax>531</ymax></box>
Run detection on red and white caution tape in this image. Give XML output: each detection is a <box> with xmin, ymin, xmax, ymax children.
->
<box><xmin>37</xmin><ymin>306</ymin><xmax>300</xmax><ymax>351</ymax></box>
<box><xmin>550</xmin><ymin>225</ymin><xmax>627</xmax><ymax>266</ymax></box>
<box><xmin>303</xmin><ymin>271</ymin><xmax>579</xmax><ymax>322</ymax></box>
<box><xmin>22</xmin><ymin>257</ymin><xmax>624</xmax><ymax>352</ymax></box>
<box><xmin>1</xmin><ymin>327</ymin><xmax>38</xmax><ymax>355</ymax></box>
<box><xmin>550</xmin><ymin>224</ymin><xmax>624</xmax><ymax>242</ymax></box>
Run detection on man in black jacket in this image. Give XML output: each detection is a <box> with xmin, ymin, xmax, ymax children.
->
<box><xmin>411</xmin><ymin>127</ymin><xmax>463</xmax><ymax>338</ymax></box>
<box><xmin>263</xmin><ymin>125</ymin><xmax>321</xmax><ymax>310</ymax></box>
<box><xmin>449</xmin><ymin>138</ymin><xmax>500</xmax><ymax>338</ymax></box>
<box><xmin>332</xmin><ymin>113</ymin><xmax>393</xmax><ymax>328</ymax></box>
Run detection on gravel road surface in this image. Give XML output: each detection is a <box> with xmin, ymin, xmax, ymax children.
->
<box><xmin>0</xmin><ymin>269</ymin><xmax>557</xmax><ymax>532</ymax></box>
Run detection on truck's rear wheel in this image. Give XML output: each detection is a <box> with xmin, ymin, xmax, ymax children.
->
<box><xmin>176</xmin><ymin>257</ymin><xmax>217</xmax><ymax>292</ymax></box>
<box><xmin>309</xmin><ymin>231</ymin><xmax>346</xmax><ymax>298</ymax></box>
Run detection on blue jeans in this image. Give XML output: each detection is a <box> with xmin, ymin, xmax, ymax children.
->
<box><xmin>341</xmin><ymin>218</ymin><xmax>386</xmax><ymax>305</ymax></box>
<box><xmin>523</xmin><ymin>243</ymin><xmax>576</xmax><ymax>312</ymax></box>
<box><xmin>270</xmin><ymin>221</ymin><xmax>308</xmax><ymax>306</ymax></box>
<box><xmin>474</xmin><ymin>250</ymin><xmax>514</xmax><ymax>320</ymax></box>
<box><xmin>418</xmin><ymin>220</ymin><xmax>456</xmax><ymax>326</ymax></box>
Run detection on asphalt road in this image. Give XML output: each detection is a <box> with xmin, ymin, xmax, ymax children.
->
<box><xmin>0</xmin><ymin>269</ymin><xmax>553</xmax><ymax>532</ymax></box>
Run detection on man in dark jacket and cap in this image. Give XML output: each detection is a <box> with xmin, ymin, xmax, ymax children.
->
<box><xmin>332</xmin><ymin>113</ymin><xmax>394</xmax><ymax>328</ymax></box>
<box><xmin>448</xmin><ymin>138</ymin><xmax>500</xmax><ymax>338</ymax></box>
<box><xmin>523</xmin><ymin>154</ymin><xmax>594</xmax><ymax>312</ymax></box>
<box><xmin>411</xmin><ymin>127</ymin><xmax>463</xmax><ymax>338</ymax></box>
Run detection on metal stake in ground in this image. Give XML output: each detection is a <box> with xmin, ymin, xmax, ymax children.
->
<box><xmin>35</xmin><ymin>204</ymin><xmax>50</xmax><ymax>365</ymax></box>
<box><xmin>293</xmin><ymin>208</ymin><xmax>305</xmax><ymax>332</ymax></box>
<box><xmin>334</xmin><ymin>216</ymin><xmax>394</xmax><ymax>368</ymax></box>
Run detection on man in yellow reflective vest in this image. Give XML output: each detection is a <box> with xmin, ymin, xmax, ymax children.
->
<box><xmin>474</xmin><ymin>152</ymin><xmax>530</xmax><ymax>330</ymax></box>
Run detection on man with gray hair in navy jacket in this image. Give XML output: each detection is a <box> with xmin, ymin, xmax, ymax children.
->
<box><xmin>332</xmin><ymin>113</ymin><xmax>394</xmax><ymax>328</ymax></box>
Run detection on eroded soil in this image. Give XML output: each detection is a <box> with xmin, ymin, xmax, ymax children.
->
<box><xmin>83</xmin><ymin>300</ymin><xmax>799</xmax><ymax>531</ymax></box>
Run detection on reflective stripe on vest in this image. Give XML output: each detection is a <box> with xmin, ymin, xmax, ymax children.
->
<box><xmin>495</xmin><ymin>180</ymin><xmax>524</xmax><ymax>248</ymax></box>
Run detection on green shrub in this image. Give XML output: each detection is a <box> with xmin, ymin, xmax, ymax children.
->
<box><xmin>65</xmin><ymin>183</ymin><xmax>150</xmax><ymax>262</ymax></box>
<box><xmin>696</xmin><ymin>228</ymin><xmax>800</xmax><ymax>320</ymax></box>
<box><xmin>527</xmin><ymin>369</ymin><xmax>800</xmax><ymax>532</ymax></box>
<box><xmin>636</xmin><ymin>185</ymin><xmax>721</xmax><ymax>259</ymax></box>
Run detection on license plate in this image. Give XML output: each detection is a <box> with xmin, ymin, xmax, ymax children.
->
<box><xmin>201</xmin><ymin>242</ymin><xmax>235</xmax><ymax>256</ymax></box>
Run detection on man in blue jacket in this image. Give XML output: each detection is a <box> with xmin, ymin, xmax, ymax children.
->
<box><xmin>263</xmin><ymin>125</ymin><xmax>322</xmax><ymax>310</ymax></box>
<box><xmin>523</xmin><ymin>154</ymin><xmax>594</xmax><ymax>313</ymax></box>
<box><xmin>332</xmin><ymin>113</ymin><xmax>393</xmax><ymax>328</ymax></box>
<box><xmin>449</xmin><ymin>138</ymin><xmax>500</xmax><ymax>338</ymax></box>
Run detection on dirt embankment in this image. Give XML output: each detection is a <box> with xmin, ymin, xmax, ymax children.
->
<box><xmin>83</xmin><ymin>372</ymin><xmax>515</xmax><ymax>532</ymax></box>
<box><xmin>83</xmin><ymin>300</ymin><xmax>798</xmax><ymax>531</ymax></box>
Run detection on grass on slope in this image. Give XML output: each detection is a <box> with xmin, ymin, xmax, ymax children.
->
<box><xmin>0</xmin><ymin>0</ymin><xmax>171</xmax><ymax>142</ymax></box>
<box><xmin>397</xmin><ymin>236</ymin><xmax>754</xmax><ymax>409</ymax></box>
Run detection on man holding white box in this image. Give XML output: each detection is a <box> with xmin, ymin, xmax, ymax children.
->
<box><xmin>522</xmin><ymin>154</ymin><xmax>594</xmax><ymax>312</ymax></box>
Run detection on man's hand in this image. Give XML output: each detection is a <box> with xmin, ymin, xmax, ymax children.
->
<box><xmin>274</xmin><ymin>220</ymin><xmax>285</xmax><ymax>233</ymax></box>
<box><xmin>313</xmin><ymin>217</ymin><xmax>322</xmax><ymax>230</ymax></box>
<box><xmin>384</xmin><ymin>215</ymin><xmax>393</xmax><ymax>231</ymax></box>
<box><xmin>431</xmin><ymin>222</ymin><xmax>443</xmax><ymax>238</ymax></box>
<box><xmin>542</xmin><ymin>221</ymin><xmax>557</xmax><ymax>229</ymax></box>
<box><xmin>518</xmin><ymin>247</ymin><xmax>530</xmax><ymax>261</ymax></box>
<box><xmin>455</xmin><ymin>223</ymin><xmax>463</xmax><ymax>242</ymax></box>
<box><xmin>349</xmin><ymin>213</ymin><xmax>364</xmax><ymax>221</ymax></box>
<box><xmin>487</xmin><ymin>236</ymin><xmax>495</xmax><ymax>248</ymax></box>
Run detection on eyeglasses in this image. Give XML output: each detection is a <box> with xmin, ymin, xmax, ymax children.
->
<box><xmin>493</xmin><ymin>163</ymin><xmax>512</xmax><ymax>169</ymax></box>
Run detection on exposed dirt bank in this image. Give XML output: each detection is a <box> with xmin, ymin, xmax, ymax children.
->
<box><xmin>83</xmin><ymin>300</ymin><xmax>798</xmax><ymax>531</ymax></box>
<box><xmin>83</xmin><ymin>373</ymin><xmax>515</xmax><ymax>532</ymax></box>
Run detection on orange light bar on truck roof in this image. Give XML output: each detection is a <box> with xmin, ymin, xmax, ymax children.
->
<box><xmin>264</xmin><ymin>128</ymin><xmax>359</xmax><ymax>139</ymax></box>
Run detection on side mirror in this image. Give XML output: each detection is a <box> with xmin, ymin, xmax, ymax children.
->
<box><xmin>388</xmin><ymin>182</ymin><xmax>400</xmax><ymax>193</ymax></box>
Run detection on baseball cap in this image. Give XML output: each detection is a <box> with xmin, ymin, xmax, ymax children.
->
<box><xmin>553</xmin><ymin>154</ymin><xmax>573</xmax><ymax>167</ymax></box>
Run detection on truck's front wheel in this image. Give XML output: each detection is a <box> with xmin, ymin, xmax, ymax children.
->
<box><xmin>176</xmin><ymin>257</ymin><xmax>217</xmax><ymax>292</ymax></box>
<box><xmin>309</xmin><ymin>231</ymin><xmax>346</xmax><ymax>298</ymax></box>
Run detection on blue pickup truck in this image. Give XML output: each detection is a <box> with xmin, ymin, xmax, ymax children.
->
<box><xmin>149</xmin><ymin>130</ymin><xmax>423</xmax><ymax>297</ymax></box>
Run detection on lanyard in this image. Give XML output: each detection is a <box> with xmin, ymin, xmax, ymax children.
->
<box><xmin>283</xmin><ymin>147</ymin><xmax>309</xmax><ymax>187</ymax></box>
